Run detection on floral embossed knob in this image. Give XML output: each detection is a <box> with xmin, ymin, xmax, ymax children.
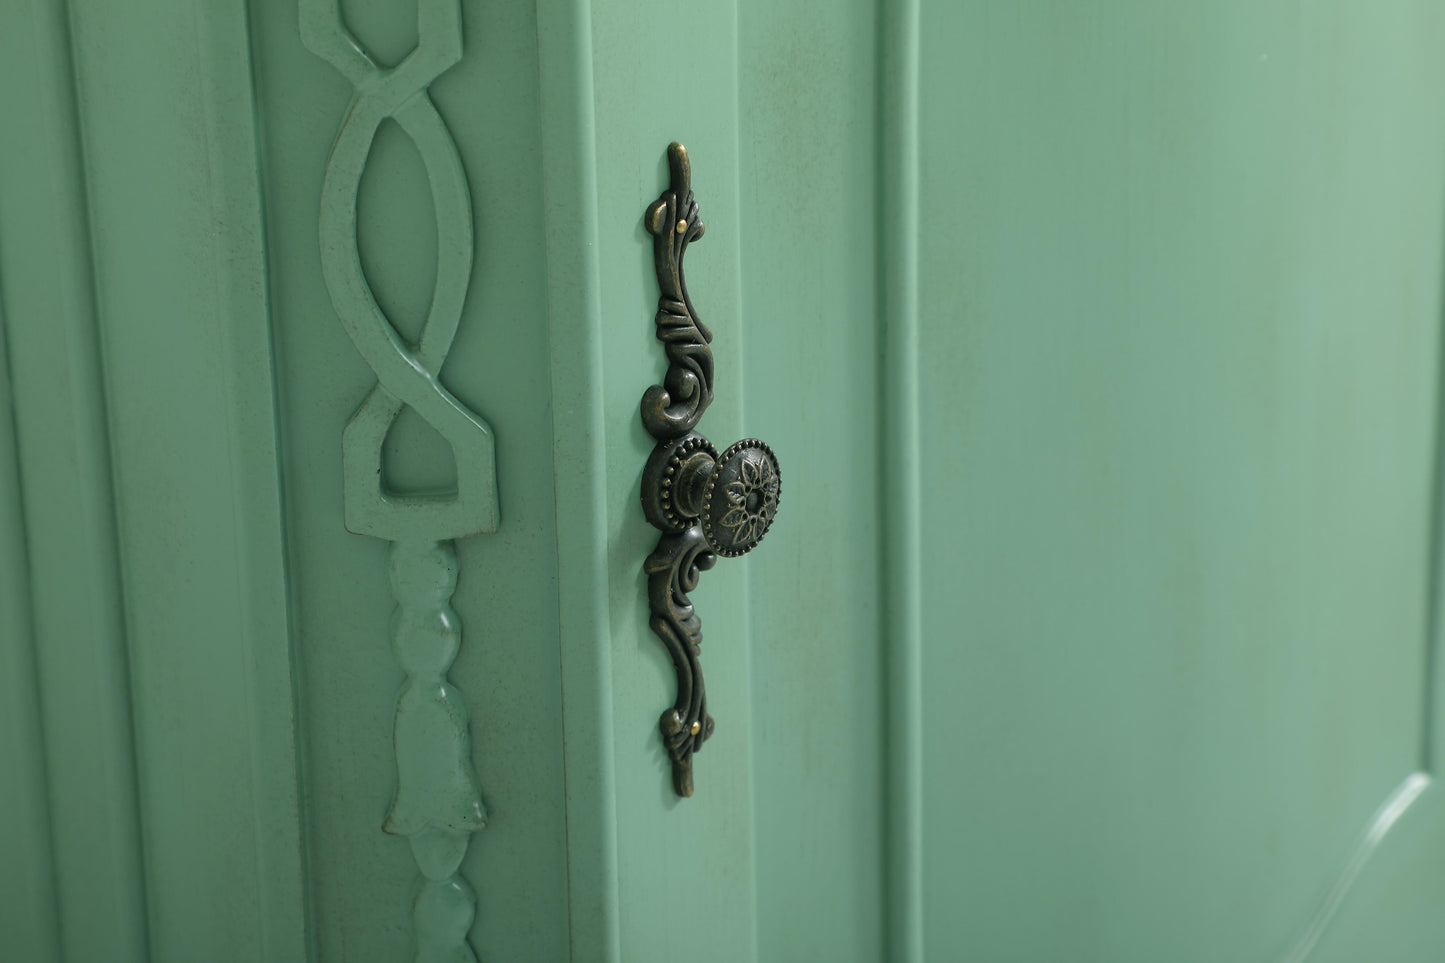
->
<box><xmin>700</xmin><ymin>440</ymin><xmax>780</xmax><ymax>557</ymax></box>
<box><xmin>643</xmin><ymin>435</ymin><xmax>782</xmax><ymax>557</ymax></box>
<box><xmin>638</xmin><ymin>431</ymin><xmax>782</xmax><ymax>797</ymax></box>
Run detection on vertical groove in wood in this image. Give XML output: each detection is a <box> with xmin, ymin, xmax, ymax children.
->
<box><xmin>0</xmin><ymin>294</ymin><xmax>63</xmax><ymax>963</ymax></box>
<box><xmin>62</xmin><ymin>0</ymin><xmax>310</xmax><ymax>954</ymax></box>
<box><xmin>878</xmin><ymin>0</ymin><xmax>925</xmax><ymax>959</ymax></box>
<box><xmin>0</xmin><ymin>2</ymin><xmax>151</xmax><ymax>958</ymax></box>
<box><xmin>196</xmin><ymin>2</ymin><xmax>315</xmax><ymax>955</ymax></box>
<box><xmin>533</xmin><ymin>0</ymin><xmax>622</xmax><ymax>956</ymax></box>
<box><xmin>727</xmin><ymin>0</ymin><xmax>764</xmax><ymax>956</ymax></box>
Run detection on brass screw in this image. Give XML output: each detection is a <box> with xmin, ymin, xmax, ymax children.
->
<box><xmin>675</xmin><ymin>219</ymin><xmax>687</xmax><ymax>234</ymax></box>
<box><xmin>690</xmin><ymin>721</ymin><xmax>701</xmax><ymax>735</ymax></box>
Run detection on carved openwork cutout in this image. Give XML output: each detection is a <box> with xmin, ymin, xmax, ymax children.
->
<box><xmin>303</xmin><ymin>1</ymin><xmax>494</xmax><ymax>959</ymax></box>
<box><xmin>639</xmin><ymin>143</ymin><xmax>782</xmax><ymax>797</ymax></box>
<box><xmin>303</xmin><ymin>0</ymin><xmax>496</xmax><ymax>542</ymax></box>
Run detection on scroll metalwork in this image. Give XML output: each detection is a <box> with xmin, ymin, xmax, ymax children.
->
<box><xmin>639</xmin><ymin>144</ymin><xmax>782</xmax><ymax>797</ymax></box>
<box><xmin>642</xmin><ymin>143</ymin><xmax>714</xmax><ymax>440</ymax></box>
<box><xmin>303</xmin><ymin>1</ymin><xmax>496</xmax><ymax>958</ymax></box>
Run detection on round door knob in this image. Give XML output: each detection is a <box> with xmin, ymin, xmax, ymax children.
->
<box><xmin>642</xmin><ymin>435</ymin><xmax>782</xmax><ymax>557</ymax></box>
<box><xmin>698</xmin><ymin>439</ymin><xmax>780</xmax><ymax>557</ymax></box>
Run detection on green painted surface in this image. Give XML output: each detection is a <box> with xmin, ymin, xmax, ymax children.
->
<box><xmin>248</xmin><ymin>0</ymin><xmax>573</xmax><ymax>959</ymax></box>
<box><xmin>915</xmin><ymin>2</ymin><xmax>1445</xmax><ymax>960</ymax></box>
<box><xmin>587</xmin><ymin>3</ymin><xmax>761</xmax><ymax>960</ymax></box>
<box><xmin>3</xmin><ymin>1</ymin><xmax>1445</xmax><ymax>961</ymax></box>
<box><xmin>738</xmin><ymin>1</ymin><xmax>888</xmax><ymax>959</ymax></box>
<box><xmin>0</xmin><ymin>291</ymin><xmax>63</xmax><ymax>963</ymax></box>
<box><xmin>60</xmin><ymin>1</ymin><xmax>309</xmax><ymax>957</ymax></box>
<box><xmin>1306</xmin><ymin>782</ymin><xmax>1445</xmax><ymax>962</ymax></box>
<box><xmin>0</xmin><ymin>2</ymin><xmax>155</xmax><ymax>960</ymax></box>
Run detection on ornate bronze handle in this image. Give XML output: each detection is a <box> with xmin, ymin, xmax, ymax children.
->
<box><xmin>639</xmin><ymin>143</ymin><xmax>782</xmax><ymax>797</ymax></box>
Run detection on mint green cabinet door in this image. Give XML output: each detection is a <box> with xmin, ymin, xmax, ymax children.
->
<box><xmin>3</xmin><ymin>1</ymin><xmax>1445</xmax><ymax>962</ymax></box>
<box><xmin>909</xmin><ymin>4</ymin><xmax>1445</xmax><ymax>961</ymax></box>
<box><xmin>587</xmin><ymin>1</ymin><xmax>1445</xmax><ymax>960</ymax></box>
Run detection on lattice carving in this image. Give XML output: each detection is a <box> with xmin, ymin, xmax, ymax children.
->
<box><xmin>302</xmin><ymin>1</ymin><xmax>495</xmax><ymax>959</ymax></box>
<box><xmin>302</xmin><ymin>0</ymin><xmax>496</xmax><ymax>541</ymax></box>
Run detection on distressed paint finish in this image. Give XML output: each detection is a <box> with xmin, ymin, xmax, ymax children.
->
<box><xmin>7</xmin><ymin>2</ymin><xmax>1445</xmax><ymax>962</ymax></box>
<box><xmin>734</xmin><ymin>2</ymin><xmax>886</xmax><ymax>957</ymax></box>
<box><xmin>913</xmin><ymin>2</ymin><xmax>1445</xmax><ymax>960</ymax></box>
<box><xmin>737</xmin><ymin>1</ymin><xmax>1445</xmax><ymax>960</ymax></box>
<box><xmin>302</xmin><ymin>0</ymin><xmax>496</xmax><ymax>959</ymax></box>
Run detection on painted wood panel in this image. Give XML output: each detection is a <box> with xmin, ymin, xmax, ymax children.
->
<box><xmin>1303</xmin><ymin>782</ymin><xmax>1445</xmax><ymax>960</ymax></box>
<box><xmin>534</xmin><ymin>0</ymin><xmax>622</xmax><ymax>956</ymax></box>
<box><xmin>736</xmin><ymin>1</ymin><xmax>890</xmax><ymax>959</ymax></box>
<box><xmin>0</xmin><ymin>295</ymin><xmax>62</xmax><ymax>963</ymax></box>
<box><xmin>913</xmin><ymin>2</ymin><xmax>1445</xmax><ymax>959</ymax></box>
<box><xmin>585</xmin><ymin>2</ymin><xmax>761</xmax><ymax>960</ymax></box>
<box><xmin>248</xmin><ymin>0</ymin><xmax>573</xmax><ymax>958</ymax></box>
<box><xmin>62</xmin><ymin>0</ymin><xmax>310</xmax><ymax>957</ymax></box>
<box><xmin>5</xmin><ymin>1</ymin><xmax>1445</xmax><ymax>960</ymax></box>
<box><xmin>0</xmin><ymin>3</ymin><xmax>151</xmax><ymax>959</ymax></box>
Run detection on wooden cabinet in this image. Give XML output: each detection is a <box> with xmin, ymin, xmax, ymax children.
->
<box><xmin>3</xmin><ymin>1</ymin><xmax>1444</xmax><ymax>960</ymax></box>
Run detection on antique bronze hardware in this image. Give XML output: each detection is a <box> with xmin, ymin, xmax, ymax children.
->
<box><xmin>639</xmin><ymin>143</ymin><xmax>781</xmax><ymax>797</ymax></box>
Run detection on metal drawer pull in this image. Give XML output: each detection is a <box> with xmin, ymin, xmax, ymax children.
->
<box><xmin>639</xmin><ymin>143</ymin><xmax>782</xmax><ymax>797</ymax></box>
